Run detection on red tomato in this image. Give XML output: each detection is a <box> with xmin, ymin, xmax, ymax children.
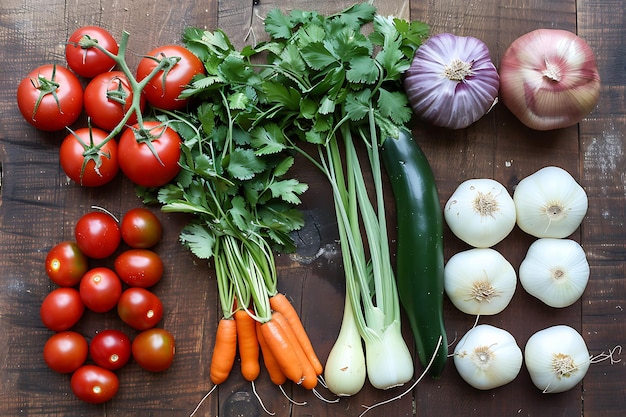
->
<box><xmin>118</xmin><ymin>121</ymin><xmax>182</xmax><ymax>187</ymax></box>
<box><xmin>43</xmin><ymin>331</ymin><xmax>89</xmax><ymax>374</ymax></box>
<box><xmin>40</xmin><ymin>288</ymin><xmax>85</xmax><ymax>331</ymax></box>
<box><xmin>16</xmin><ymin>64</ymin><xmax>83</xmax><ymax>131</ymax></box>
<box><xmin>132</xmin><ymin>328</ymin><xmax>176</xmax><ymax>372</ymax></box>
<box><xmin>70</xmin><ymin>365</ymin><xmax>119</xmax><ymax>404</ymax></box>
<box><xmin>45</xmin><ymin>241</ymin><xmax>89</xmax><ymax>287</ymax></box>
<box><xmin>89</xmin><ymin>329</ymin><xmax>131</xmax><ymax>370</ymax></box>
<box><xmin>65</xmin><ymin>26</ymin><xmax>119</xmax><ymax>78</ymax></box>
<box><xmin>60</xmin><ymin>127</ymin><xmax>119</xmax><ymax>187</ymax></box>
<box><xmin>114</xmin><ymin>249</ymin><xmax>163</xmax><ymax>288</ymax></box>
<box><xmin>79</xmin><ymin>267</ymin><xmax>123</xmax><ymax>313</ymax></box>
<box><xmin>84</xmin><ymin>71</ymin><xmax>145</xmax><ymax>131</ymax></box>
<box><xmin>120</xmin><ymin>207</ymin><xmax>163</xmax><ymax>248</ymax></box>
<box><xmin>136</xmin><ymin>45</ymin><xmax>204</xmax><ymax>110</ymax></box>
<box><xmin>75</xmin><ymin>211</ymin><xmax>121</xmax><ymax>259</ymax></box>
<box><xmin>117</xmin><ymin>287</ymin><xmax>163</xmax><ymax>330</ymax></box>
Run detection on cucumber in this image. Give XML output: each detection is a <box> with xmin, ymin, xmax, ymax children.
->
<box><xmin>381</xmin><ymin>130</ymin><xmax>448</xmax><ymax>377</ymax></box>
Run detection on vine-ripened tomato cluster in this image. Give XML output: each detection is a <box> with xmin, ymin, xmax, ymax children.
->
<box><xmin>42</xmin><ymin>207</ymin><xmax>175</xmax><ymax>404</ymax></box>
<box><xmin>16</xmin><ymin>25</ymin><xmax>205</xmax><ymax>188</ymax></box>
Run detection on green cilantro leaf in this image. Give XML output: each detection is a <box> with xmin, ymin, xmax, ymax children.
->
<box><xmin>250</xmin><ymin>124</ymin><xmax>287</xmax><ymax>155</ymax></box>
<box><xmin>227</xmin><ymin>148</ymin><xmax>266</xmax><ymax>180</ymax></box>
<box><xmin>179</xmin><ymin>223</ymin><xmax>216</xmax><ymax>259</ymax></box>
<box><xmin>377</xmin><ymin>88</ymin><xmax>412</xmax><ymax>125</ymax></box>
<box><xmin>346</xmin><ymin>56</ymin><xmax>379</xmax><ymax>84</ymax></box>
<box><xmin>268</xmin><ymin>178</ymin><xmax>309</xmax><ymax>205</ymax></box>
<box><xmin>272</xmin><ymin>156</ymin><xmax>295</xmax><ymax>177</ymax></box>
<box><xmin>264</xmin><ymin>9</ymin><xmax>294</xmax><ymax>40</ymax></box>
<box><xmin>300</xmin><ymin>42</ymin><xmax>338</xmax><ymax>70</ymax></box>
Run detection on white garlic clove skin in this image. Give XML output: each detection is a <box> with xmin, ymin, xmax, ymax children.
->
<box><xmin>444</xmin><ymin>248</ymin><xmax>517</xmax><ymax>316</ymax></box>
<box><xmin>524</xmin><ymin>325</ymin><xmax>591</xmax><ymax>393</ymax></box>
<box><xmin>519</xmin><ymin>238</ymin><xmax>590</xmax><ymax>308</ymax></box>
<box><xmin>453</xmin><ymin>324</ymin><xmax>523</xmax><ymax>390</ymax></box>
<box><xmin>514</xmin><ymin>166</ymin><xmax>588</xmax><ymax>239</ymax></box>
<box><xmin>444</xmin><ymin>178</ymin><xmax>516</xmax><ymax>248</ymax></box>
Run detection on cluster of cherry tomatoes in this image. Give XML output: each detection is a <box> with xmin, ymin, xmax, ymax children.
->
<box><xmin>41</xmin><ymin>207</ymin><xmax>175</xmax><ymax>404</ymax></box>
<box><xmin>16</xmin><ymin>25</ymin><xmax>206</xmax><ymax>188</ymax></box>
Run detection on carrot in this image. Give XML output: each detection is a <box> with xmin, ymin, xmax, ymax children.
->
<box><xmin>209</xmin><ymin>318</ymin><xmax>238</xmax><ymax>385</ymax></box>
<box><xmin>269</xmin><ymin>293</ymin><xmax>323</xmax><ymax>375</ymax></box>
<box><xmin>260</xmin><ymin>314</ymin><xmax>303</xmax><ymax>384</ymax></box>
<box><xmin>234</xmin><ymin>309</ymin><xmax>261</xmax><ymax>382</ymax></box>
<box><xmin>272</xmin><ymin>310</ymin><xmax>318</xmax><ymax>390</ymax></box>
<box><xmin>256</xmin><ymin>320</ymin><xmax>287</xmax><ymax>385</ymax></box>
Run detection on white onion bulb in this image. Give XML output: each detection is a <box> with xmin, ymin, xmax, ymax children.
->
<box><xmin>444</xmin><ymin>178</ymin><xmax>516</xmax><ymax>248</ymax></box>
<box><xmin>404</xmin><ymin>33</ymin><xmax>499</xmax><ymax>129</ymax></box>
<box><xmin>444</xmin><ymin>248</ymin><xmax>517</xmax><ymax>316</ymax></box>
<box><xmin>524</xmin><ymin>325</ymin><xmax>590</xmax><ymax>393</ymax></box>
<box><xmin>514</xmin><ymin>166</ymin><xmax>588</xmax><ymax>238</ymax></box>
<box><xmin>453</xmin><ymin>324</ymin><xmax>523</xmax><ymax>390</ymax></box>
<box><xmin>519</xmin><ymin>238</ymin><xmax>589</xmax><ymax>308</ymax></box>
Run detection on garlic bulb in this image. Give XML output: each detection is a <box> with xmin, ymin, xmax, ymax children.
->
<box><xmin>404</xmin><ymin>33</ymin><xmax>499</xmax><ymax>129</ymax></box>
<box><xmin>499</xmin><ymin>29</ymin><xmax>600</xmax><ymax>131</ymax></box>
<box><xmin>444</xmin><ymin>178</ymin><xmax>516</xmax><ymax>248</ymax></box>
<box><xmin>453</xmin><ymin>324</ymin><xmax>523</xmax><ymax>390</ymax></box>
<box><xmin>524</xmin><ymin>325</ymin><xmax>590</xmax><ymax>393</ymax></box>
<box><xmin>444</xmin><ymin>248</ymin><xmax>517</xmax><ymax>316</ymax></box>
<box><xmin>519</xmin><ymin>238</ymin><xmax>589</xmax><ymax>308</ymax></box>
<box><xmin>514</xmin><ymin>166</ymin><xmax>588</xmax><ymax>238</ymax></box>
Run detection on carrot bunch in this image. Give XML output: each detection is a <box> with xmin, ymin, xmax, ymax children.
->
<box><xmin>210</xmin><ymin>293</ymin><xmax>323</xmax><ymax>389</ymax></box>
<box><xmin>208</xmin><ymin>235</ymin><xmax>323</xmax><ymax>389</ymax></box>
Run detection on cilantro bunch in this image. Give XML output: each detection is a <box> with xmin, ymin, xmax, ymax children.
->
<box><xmin>147</xmin><ymin>29</ymin><xmax>308</xmax><ymax>319</ymax></box>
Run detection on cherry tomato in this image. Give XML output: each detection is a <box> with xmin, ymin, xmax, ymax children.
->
<box><xmin>79</xmin><ymin>267</ymin><xmax>123</xmax><ymax>313</ymax></box>
<box><xmin>16</xmin><ymin>64</ymin><xmax>83</xmax><ymax>131</ymax></box>
<box><xmin>65</xmin><ymin>26</ymin><xmax>119</xmax><ymax>78</ymax></box>
<box><xmin>132</xmin><ymin>328</ymin><xmax>176</xmax><ymax>372</ymax></box>
<box><xmin>75</xmin><ymin>211</ymin><xmax>121</xmax><ymax>259</ymax></box>
<box><xmin>136</xmin><ymin>45</ymin><xmax>204</xmax><ymax>110</ymax></box>
<box><xmin>114</xmin><ymin>249</ymin><xmax>163</xmax><ymax>288</ymax></box>
<box><xmin>84</xmin><ymin>71</ymin><xmax>145</xmax><ymax>131</ymax></box>
<box><xmin>117</xmin><ymin>287</ymin><xmax>163</xmax><ymax>330</ymax></box>
<box><xmin>90</xmin><ymin>329</ymin><xmax>131</xmax><ymax>371</ymax></box>
<box><xmin>118</xmin><ymin>121</ymin><xmax>182</xmax><ymax>187</ymax></box>
<box><xmin>45</xmin><ymin>241</ymin><xmax>89</xmax><ymax>287</ymax></box>
<box><xmin>60</xmin><ymin>127</ymin><xmax>119</xmax><ymax>187</ymax></box>
<box><xmin>120</xmin><ymin>207</ymin><xmax>162</xmax><ymax>248</ymax></box>
<box><xmin>43</xmin><ymin>331</ymin><xmax>89</xmax><ymax>373</ymax></box>
<box><xmin>70</xmin><ymin>365</ymin><xmax>119</xmax><ymax>404</ymax></box>
<box><xmin>40</xmin><ymin>288</ymin><xmax>85</xmax><ymax>331</ymax></box>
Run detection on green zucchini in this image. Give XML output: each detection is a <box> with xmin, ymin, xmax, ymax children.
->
<box><xmin>381</xmin><ymin>130</ymin><xmax>448</xmax><ymax>378</ymax></box>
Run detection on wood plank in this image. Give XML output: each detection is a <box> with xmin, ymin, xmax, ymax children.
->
<box><xmin>0</xmin><ymin>0</ymin><xmax>624</xmax><ymax>416</ymax></box>
<box><xmin>578</xmin><ymin>0</ymin><xmax>626</xmax><ymax>416</ymax></box>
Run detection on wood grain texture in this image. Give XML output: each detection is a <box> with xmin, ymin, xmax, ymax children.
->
<box><xmin>1</xmin><ymin>0</ymin><xmax>624</xmax><ymax>416</ymax></box>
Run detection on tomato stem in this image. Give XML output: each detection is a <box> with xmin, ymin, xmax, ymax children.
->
<box><xmin>80</xmin><ymin>31</ymin><xmax>175</xmax><ymax>155</ymax></box>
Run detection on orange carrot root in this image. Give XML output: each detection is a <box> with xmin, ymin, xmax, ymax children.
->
<box><xmin>210</xmin><ymin>318</ymin><xmax>238</xmax><ymax>385</ymax></box>
<box><xmin>256</xmin><ymin>320</ymin><xmax>287</xmax><ymax>385</ymax></box>
<box><xmin>272</xmin><ymin>310</ymin><xmax>318</xmax><ymax>390</ymax></box>
<box><xmin>270</xmin><ymin>293</ymin><xmax>323</xmax><ymax>375</ymax></box>
<box><xmin>234</xmin><ymin>309</ymin><xmax>261</xmax><ymax>382</ymax></box>
<box><xmin>260</xmin><ymin>314</ymin><xmax>304</xmax><ymax>384</ymax></box>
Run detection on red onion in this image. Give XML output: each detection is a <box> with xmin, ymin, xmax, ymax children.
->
<box><xmin>499</xmin><ymin>29</ymin><xmax>601</xmax><ymax>131</ymax></box>
<box><xmin>404</xmin><ymin>33</ymin><xmax>500</xmax><ymax>130</ymax></box>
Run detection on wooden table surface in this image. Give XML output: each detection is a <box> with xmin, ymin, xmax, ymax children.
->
<box><xmin>1</xmin><ymin>0</ymin><xmax>624</xmax><ymax>416</ymax></box>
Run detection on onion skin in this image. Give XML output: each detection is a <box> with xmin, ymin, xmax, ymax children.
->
<box><xmin>499</xmin><ymin>29</ymin><xmax>600</xmax><ymax>131</ymax></box>
<box><xmin>404</xmin><ymin>33</ymin><xmax>499</xmax><ymax>130</ymax></box>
